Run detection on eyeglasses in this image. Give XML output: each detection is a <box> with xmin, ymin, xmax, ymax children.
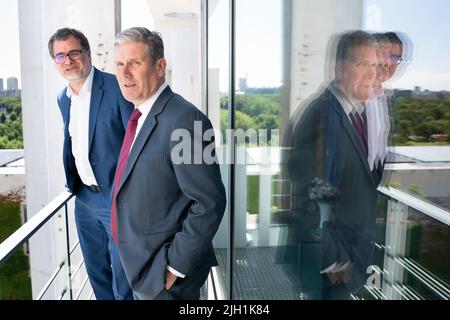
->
<box><xmin>389</xmin><ymin>55</ymin><xmax>403</xmax><ymax>65</ymax></box>
<box><xmin>54</xmin><ymin>50</ymin><xmax>84</xmax><ymax>64</ymax></box>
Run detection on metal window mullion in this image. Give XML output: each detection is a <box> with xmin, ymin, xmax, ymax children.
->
<box><xmin>227</xmin><ymin>0</ymin><xmax>236</xmax><ymax>300</ymax></box>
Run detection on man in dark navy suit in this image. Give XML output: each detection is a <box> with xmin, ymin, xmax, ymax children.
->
<box><xmin>49</xmin><ymin>28</ymin><xmax>133</xmax><ymax>300</ymax></box>
<box><xmin>112</xmin><ymin>27</ymin><xmax>226</xmax><ymax>300</ymax></box>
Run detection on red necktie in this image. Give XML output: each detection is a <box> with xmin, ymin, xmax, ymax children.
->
<box><xmin>349</xmin><ymin>109</ymin><xmax>368</xmax><ymax>155</ymax></box>
<box><xmin>111</xmin><ymin>108</ymin><xmax>142</xmax><ymax>244</ymax></box>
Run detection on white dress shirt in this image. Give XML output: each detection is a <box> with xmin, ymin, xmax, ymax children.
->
<box><xmin>67</xmin><ymin>66</ymin><xmax>98</xmax><ymax>187</ymax></box>
<box><xmin>366</xmin><ymin>90</ymin><xmax>391</xmax><ymax>171</ymax></box>
<box><xmin>131</xmin><ymin>82</ymin><xmax>168</xmax><ymax>150</ymax></box>
<box><xmin>329</xmin><ymin>82</ymin><xmax>366</xmax><ymax>124</ymax></box>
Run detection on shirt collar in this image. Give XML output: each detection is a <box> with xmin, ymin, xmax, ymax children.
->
<box><xmin>329</xmin><ymin>81</ymin><xmax>365</xmax><ymax>115</ymax></box>
<box><xmin>135</xmin><ymin>82</ymin><xmax>168</xmax><ymax>117</ymax></box>
<box><xmin>66</xmin><ymin>66</ymin><xmax>94</xmax><ymax>99</ymax></box>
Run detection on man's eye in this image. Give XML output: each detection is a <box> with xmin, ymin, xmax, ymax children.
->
<box><xmin>131</xmin><ymin>61</ymin><xmax>141</xmax><ymax>67</ymax></box>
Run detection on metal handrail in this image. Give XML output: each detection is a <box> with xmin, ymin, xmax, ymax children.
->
<box><xmin>378</xmin><ymin>186</ymin><xmax>450</xmax><ymax>226</ymax></box>
<box><xmin>0</xmin><ymin>191</ymin><xmax>74</xmax><ymax>265</ymax></box>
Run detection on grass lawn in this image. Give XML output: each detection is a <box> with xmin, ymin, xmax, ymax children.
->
<box><xmin>0</xmin><ymin>199</ymin><xmax>32</xmax><ymax>299</ymax></box>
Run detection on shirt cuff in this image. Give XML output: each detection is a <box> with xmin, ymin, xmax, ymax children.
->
<box><xmin>320</xmin><ymin>261</ymin><xmax>351</xmax><ymax>274</ymax></box>
<box><xmin>320</xmin><ymin>262</ymin><xmax>338</xmax><ymax>274</ymax></box>
<box><xmin>167</xmin><ymin>265</ymin><xmax>185</xmax><ymax>278</ymax></box>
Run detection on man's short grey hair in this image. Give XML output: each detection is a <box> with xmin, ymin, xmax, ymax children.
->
<box><xmin>115</xmin><ymin>27</ymin><xmax>164</xmax><ymax>63</ymax></box>
<box><xmin>336</xmin><ymin>30</ymin><xmax>377</xmax><ymax>63</ymax></box>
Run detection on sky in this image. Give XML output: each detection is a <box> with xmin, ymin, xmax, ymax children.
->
<box><xmin>1</xmin><ymin>0</ymin><xmax>450</xmax><ymax>91</ymax></box>
<box><xmin>0</xmin><ymin>0</ymin><xmax>21</xmax><ymax>87</ymax></box>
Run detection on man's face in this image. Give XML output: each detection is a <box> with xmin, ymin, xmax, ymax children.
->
<box><xmin>52</xmin><ymin>36</ymin><xmax>91</xmax><ymax>82</ymax></box>
<box><xmin>339</xmin><ymin>45</ymin><xmax>378</xmax><ymax>102</ymax></box>
<box><xmin>387</xmin><ymin>42</ymin><xmax>403</xmax><ymax>79</ymax></box>
<box><xmin>115</xmin><ymin>41</ymin><xmax>166</xmax><ymax>106</ymax></box>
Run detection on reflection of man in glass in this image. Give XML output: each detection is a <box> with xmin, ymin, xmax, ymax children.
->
<box><xmin>280</xmin><ymin>31</ymin><xmax>380</xmax><ymax>299</ymax></box>
<box><xmin>367</xmin><ymin>32</ymin><xmax>406</xmax><ymax>182</ymax></box>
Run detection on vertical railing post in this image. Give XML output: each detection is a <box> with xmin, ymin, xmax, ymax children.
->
<box><xmin>64</xmin><ymin>203</ymin><xmax>73</xmax><ymax>300</ymax></box>
<box><xmin>383</xmin><ymin>198</ymin><xmax>408</xmax><ymax>299</ymax></box>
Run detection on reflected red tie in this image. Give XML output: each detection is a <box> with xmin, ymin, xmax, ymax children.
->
<box><xmin>349</xmin><ymin>108</ymin><xmax>368</xmax><ymax>155</ymax></box>
<box><xmin>111</xmin><ymin>108</ymin><xmax>142</xmax><ymax>244</ymax></box>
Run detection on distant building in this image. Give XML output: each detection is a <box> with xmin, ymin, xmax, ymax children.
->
<box><xmin>0</xmin><ymin>89</ymin><xmax>21</xmax><ymax>98</ymax></box>
<box><xmin>238</xmin><ymin>77</ymin><xmax>248</xmax><ymax>92</ymax></box>
<box><xmin>7</xmin><ymin>77</ymin><xmax>19</xmax><ymax>90</ymax></box>
<box><xmin>0</xmin><ymin>78</ymin><xmax>3</xmax><ymax>91</ymax></box>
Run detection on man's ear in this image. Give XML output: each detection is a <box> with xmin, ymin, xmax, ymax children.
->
<box><xmin>336</xmin><ymin>60</ymin><xmax>349</xmax><ymax>80</ymax></box>
<box><xmin>87</xmin><ymin>49</ymin><xmax>92</xmax><ymax>61</ymax></box>
<box><xmin>157</xmin><ymin>58</ymin><xmax>167</xmax><ymax>77</ymax></box>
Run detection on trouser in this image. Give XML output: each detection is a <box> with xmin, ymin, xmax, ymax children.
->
<box><xmin>74</xmin><ymin>185</ymin><xmax>133</xmax><ymax>300</ymax></box>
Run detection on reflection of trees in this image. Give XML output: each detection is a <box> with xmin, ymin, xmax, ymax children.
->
<box><xmin>393</xmin><ymin>97</ymin><xmax>450</xmax><ymax>145</ymax></box>
<box><xmin>0</xmin><ymin>96</ymin><xmax>23</xmax><ymax>149</ymax></box>
<box><xmin>220</xmin><ymin>92</ymin><xmax>281</xmax><ymax>142</ymax></box>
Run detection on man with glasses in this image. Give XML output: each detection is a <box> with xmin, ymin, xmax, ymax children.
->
<box><xmin>48</xmin><ymin>28</ymin><xmax>133</xmax><ymax>300</ymax></box>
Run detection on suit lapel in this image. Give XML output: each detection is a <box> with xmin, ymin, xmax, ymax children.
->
<box><xmin>88</xmin><ymin>68</ymin><xmax>104</xmax><ymax>153</ymax></box>
<box><xmin>118</xmin><ymin>86</ymin><xmax>175</xmax><ymax>191</ymax></box>
<box><xmin>328</xmin><ymin>89</ymin><xmax>377</xmax><ymax>187</ymax></box>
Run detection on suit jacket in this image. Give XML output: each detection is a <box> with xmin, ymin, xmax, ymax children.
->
<box><xmin>114</xmin><ymin>86</ymin><xmax>226</xmax><ymax>299</ymax></box>
<box><xmin>57</xmin><ymin>67</ymin><xmax>134</xmax><ymax>199</ymax></box>
<box><xmin>285</xmin><ymin>85</ymin><xmax>379</xmax><ymax>294</ymax></box>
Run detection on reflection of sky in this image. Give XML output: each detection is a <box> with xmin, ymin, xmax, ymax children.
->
<box><xmin>208</xmin><ymin>0</ymin><xmax>282</xmax><ymax>90</ymax></box>
<box><xmin>2</xmin><ymin>0</ymin><xmax>450</xmax><ymax>91</ymax></box>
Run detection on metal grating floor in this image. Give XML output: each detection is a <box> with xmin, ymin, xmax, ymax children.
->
<box><xmin>216</xmin><ymin>247</ymin><xmax>301</xmax><ymax>300</ymax></box>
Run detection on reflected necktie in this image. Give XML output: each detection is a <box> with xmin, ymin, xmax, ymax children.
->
<box><xmin>111</xmin><ymin>108</ymin><xmax>142</xmax><ymax>244</ymax></box>
<box><xmin>349</xmin><ymin>108</ymin><xmax>368</xmax><ymax>155</ymax></box>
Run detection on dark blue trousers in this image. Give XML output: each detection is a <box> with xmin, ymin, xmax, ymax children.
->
<box><xmin>75</xmin><ymin>185</ymin><xmax>133</xmax><ymax>300</ymax></box>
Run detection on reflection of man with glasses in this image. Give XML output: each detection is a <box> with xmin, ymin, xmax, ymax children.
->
<box><xmin>367</xmin><ymin>32</ymin><xmax>406</xmax><ymax>182</ymax></box>
<box><xmin>48</xmin><ymin>28</ymin><xmax>133</xmax><ymax>300</ymax></box>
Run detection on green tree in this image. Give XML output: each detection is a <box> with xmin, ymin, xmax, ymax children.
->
<box><xmin>0</xmin><ymin>97</ymin><xmax>23</xmax><ymax>149</ymax></box>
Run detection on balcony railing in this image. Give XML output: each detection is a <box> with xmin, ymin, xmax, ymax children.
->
<box><xmin>0</xmin><ymin>191</ymin><xmax>92</xmax><ymax>300</ymax></box>
<box><xmin>360</xmin><ymin>186</ymin><xmax>450</xmax><ymax>300</ymax></box>
<box><xmin>0</xmin><ymin>190</ymin><xmax>218</xmax><ymax>300</ymax></box>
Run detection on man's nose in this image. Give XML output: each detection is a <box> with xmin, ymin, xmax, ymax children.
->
<box><xmin>367</xmin><ymin>65</ymin><xmax>376</xmax><ymax>79</ymax></box>
<box><xmin>119</xmin><ymin>65</ymin><xmax>131</xmax><ymax>78</ymax></box>
<box><xmin>63</xmin><ymin>57</ymin><xmax>72</xmax><ymax>65</ymax></box>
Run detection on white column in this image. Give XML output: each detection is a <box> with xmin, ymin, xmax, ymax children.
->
<box><xmin>289</xmin><ymin>0</ymin><xmax>364</xmax><ymax>115</ymax></box>
<box><xmin>145</xmin><ymin>0</ymin><xmax>202</xmax><ymax>110</ymax></box>
<box><xmin>18</xmin><ymin>0</ymin><xmax>119</xmax><ymax>299</ymax></box>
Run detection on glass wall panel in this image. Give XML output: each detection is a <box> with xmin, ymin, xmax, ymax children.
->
<box><xmin>364</xmin><ymin>0</ymin><xmax>450</xmax><ymax>210</ymax></box>
<box><xmin>206</xmin><ymin>0</ymin><xmax>449</xmax><ymax>300</ymax></box>
<box><xmin>208</xmin><ymin>0</ymin><xmax>231</xmax><ymax>299</ymax></box>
